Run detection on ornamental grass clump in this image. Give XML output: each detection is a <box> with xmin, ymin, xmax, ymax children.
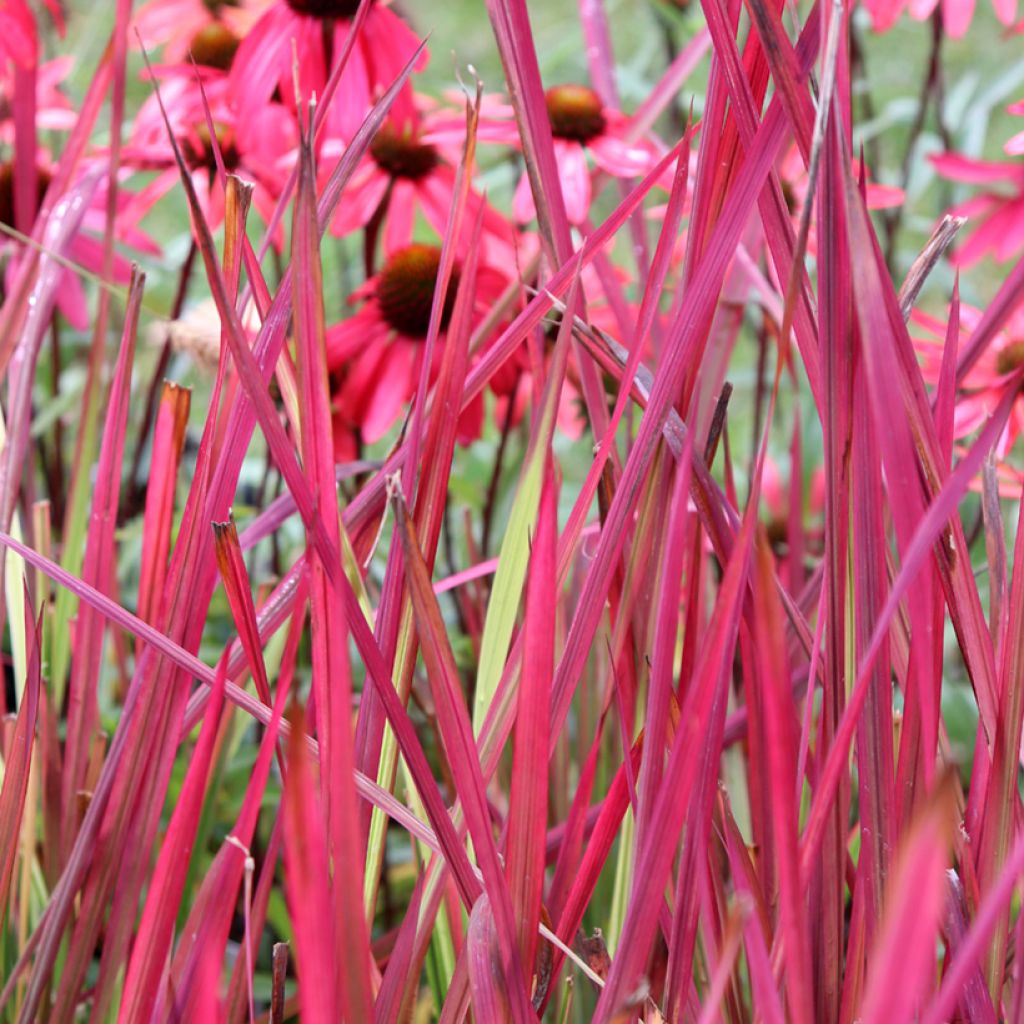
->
<box><xmin>3</xmin><ymin>0</ymin><xmax>1024</xmax><ymax>1020</ymax></box>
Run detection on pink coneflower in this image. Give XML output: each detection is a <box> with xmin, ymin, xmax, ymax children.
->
<box><xmin>133</xmin><ymin>0</ymin><xmax>269</xmax><ymax>67</ymax></box>
<box><xmin>327</xmin><ymin>105</ymin><xmax>515</xmax><ymax>259</ymax></box>
<box><xmin>472</xmin><ymin>84</ymin><xmax>659</xmax><ymax>225</ymax></box>
<box><xmin>326</xmin><ymin>243</ymin><xmax>506</xmax><ymax>452</ymax></box>
<box><xmin>914</xmin><ymin>302</ymin><xmax>1024</xmax><ymax>456</ymax></box>
<box><xmin>930</xmin><ymin>150</ymin><xmax>1024</xmax><ymax>266</ymax></box>
<box><xmin>122</xmin><ymin>73</ymin><xmax>294</xmax><ymax>236</ymax></box>
<box><xmin>862</xmin><ymin>0</ymin><xmax>1017</xmax><ymax>40</ymax></box>
<box><xmin>228</xmin><ymin>0</ymin><xmax>426</xmax><ymax>150</ymax></box>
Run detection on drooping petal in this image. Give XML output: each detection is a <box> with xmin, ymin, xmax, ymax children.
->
<box><xmin>331</xmin><ymin>161</ymin><xmax>390</xmax><ymax>238</ymax></box>
<box><xmin>931</xmin><ymin>152</ymin><xmax>1021</xmax><ymax>185</ymax></box>
<box><xmin>557</xmin><ymin>141</ymin><xmax>592</xmax><ymax>224</ymax></box>
<box><xmin>359</xmin><ymin>337</ymin><xmax>417</xmax><ymax>442</ymax></box>
<box><xmin>940</xmin><ymin>0</ymin><xmax>975</xmax><ymax>38</ymax></box>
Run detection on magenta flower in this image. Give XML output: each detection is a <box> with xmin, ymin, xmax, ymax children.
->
<box><xmin>122</xmin><ymin>73</ymin><xmax>294</xmax><ymax>236</ymax></box>
<box><xmin>326</xmin><ymin>103</ymin><xmax>515</xmax><ymax>260</ymax></box>
<box><xmin>133</xmin><ymin>0</ymin><xmax>268</xmax><ymax>67</ymax></box>
<box><xmin>930</xmin><ymin>150</ymin><xmax>1024</xmax><ymax>265</ymax></box>
<box><xmin>326</xmin><ymin>243</ymin><xmax>506</xmax><ymax>451</ymax></box>
<box><xmin>914</xmin><ymin>302</ymin><xmax>1024</xmax><ymax>456</ymax></box>
<box><xmin>863</xmin><ymin>0</ymin><xmax>1017</xmax><ymax>40</ymax></box>
<box><xmin>471</xmin><ymin>84</ymin><xmax>660</xmax><ymax>225</ymax></box>
<box><xmin>228</xmin><ymin>0</ymin><xmax>426</xmax><ymax>150</ymax></box>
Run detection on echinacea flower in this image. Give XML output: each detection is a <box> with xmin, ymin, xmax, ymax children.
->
<box><xmin>862</xmin><ymin>0</ymin><xmax>1017</xmax><ymax>40</ymax></box>
<box><xmin>930</xmin><ymin>150</ymin><xmax>1024</xmax><ymax>266</ymax></box>
<box><xmin>122</xmin><ymin>73</ymin><xmax>294</xmax><ymax>236</ymax></box>
<box><xmin>228</xmin><ymin>0</ymin><xmax>426</xmax><ymax>151</ymax></box>
<box><xmin>133</xmin><ymin>0</ymin><xmax>269</xmax><ymax>67</ymax></box>
<box><xmin>326</xmin><ymin>243</ymin><xmax>506</xmax><ymax>454</ymax></box>
<box><xmin>472</xmin><ymin>85</ymin><xmax>660</xmax><ymax>225</ymax></box>
<box><xmin>914</xmin><ymin>302</ymin><xmax>1024</xmax><ymax>456</ymax></box>
<box><xmin>326</xmin><ymin>104</ymin><xmax>515</xmax><ymax>259</ymax></box>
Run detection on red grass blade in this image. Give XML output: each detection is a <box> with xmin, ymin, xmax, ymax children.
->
<box><xmin>858</xmin><ymin>776</ymin><xmax>956</xmax><ymax>1022</ymax></box>
<box><xmin>282</xmin><ymin>702</ymin><xmax>339</xmax><ymax>1023</ymax></box>
<box><xmin>59</xmin><ymin>265</ymin><xmax>143</xmax><ymax>864</ymax></box>
<box><xmin>118</xmin><ymin>655</ymin><xmax>228</xmax><ymax>1022</ymax></box>
<box><xmin>292</xmin><ymin>104</ymin><xmax>374</xmax><ymax>1019</ymax></box>
<box><xmin>505</xmin><ymin>462</ymin><xmax>557</xmax><ymax>976</ymax></box>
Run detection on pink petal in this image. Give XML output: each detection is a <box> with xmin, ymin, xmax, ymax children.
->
<box><xmin>331</xmin><ymin>164</ymin><xmax>390</xmax><ymax>238</ymax></box>
<box><xmin>930</xmin><ymin>152</ymin><xmax>1020</xmax><ymax>185</ymax></box>
<box><xmin>863</xmin><ymin>0</ymin><xmax>905</xmax><ymax>31</ymax></box>
<box><xmin>993</xmin><ymin>199</ymin><xmax>1024</xmax><ymax>261</ymax></box>
<box><xmin>953</xmin><ymin>210</ymin><xmax>1007</xmax><ymax>266</ymax></box>
<box><xmin>512</xmin><ymin>171</ymin><xmax>537</xmax><ymax>224</ymax></box>
<box><xmin>557</xmin><ymin>142</ymin><xmax>592</xmax><ymax>224</ymax></box>
<box><xmin>589</xmin><ymin>136</ymin><xmax>656</xmax><ymax>178</ymax></box>
<box><xmin>229</xmin><ymin>6</ymin><xmax>296</xmax><ymax>150</ymax></box>
<box><xmin>382</xmin><ymin>181</ymin><xmax>417</xmax><ymax>255</ymax></box>
<box><xmin>993</xmin><ymin>0</ymin><xmax>1018</xmax><ymax>24</ymax></box>
<box><xmin>940</xmin><ymin>0</ymin><xmax>975</xmax><ymax>37</ymax></box>
<box><xmin>360</xmin><ymin>339</ymin><xmax>417</xmax><ymax>442</ymax></box>
<box><xmin>865</xmin><ymin>183</ymin><xmax>905</xmax><ymax>209</ymax></box>
<box><xmin>1005</xmin><ymin>129</ymin><xmax>1024</xmax><ymax>157</ymax></box>
<box><xmin>326</xmin><ymin>312</ymin><xmax>378</xmax><ymax>369</ymax></box>
<box><xmin>56</xmin><ymin>267</ymin><xmax>89</xmax><ymax>330</ymax></box>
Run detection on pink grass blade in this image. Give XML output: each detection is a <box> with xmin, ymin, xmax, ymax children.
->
<box><xmin>954</xmin><ymin>252</ymin><xmax>1024</xmax><ymax>384</ymax></box>
<box><xmin>593</xmin><ymin>459</ymin><xmax>757</xmax><ymax>1021</ymax></box>
<box><xmin>750</xmin><ymin>538</ymin><xmax>815</xmax><ymax>1024</ymax></box>
<box><xmin>117</xmin><ymin>654</ymin><xmax>228</xmax><ymax>1023</ymax></box>
<box><xmin>548</xmin><ymin>86</ymin><xmax>800</xmax><ymax>750</ymax></box>
<box><xmin>851</xmin><ymin>348</ymin><xmax>896</xmax><ymax>940</ymax></box>
<box><xmin>340</xmin><ymin>139</ymin><xmax>684</xmax><ymax>551</ymax></box>
<box><xmin>483</xmin><ymin>0</ymin><xmax>573</xmax><ymax>263</ymax></box>
<box><xmin>721</xmin><ymin>803</ymin><xmax>786</xmax><ymax>1024</ymax></box>
<box><xmin>0</xmin><ymin>40</ymin><xmax>111</xmax><ymax>377</ymax></box>
<box><xmin>922</xmin><ymin>830</ymin><xmax>1024</xmax><ymax>1024</ymax></box>
<box><xmin>939</xmin><ymin>871</ymin><xmax>997</xmax><ymax>1023</ymax></box>
<box><xmin>282</xmin><ymin>702</ymin><xmax>339</xmax><ymax>1023</ymax></box>
<box><xmin>973</xmin><ymin>476</ymin><xmax>1024</xmax><ymax>999</ymax></box>
<box><xmin>167</xmin><ymin>588</ymin><xmax>308</xmax><ymax>1011</ymax></box>
<box><xmin>59</xmin><ymin>265</ymin><xmax>143</xmax><ymax>864</ymax></box>
<box><xmin>858</xmin><ymin>776</ymin><xmax>956</xmax><ymax>1022</ymax></box>
<box><xmin>467</xmin><ymin>895</ymin><xmax>514</xmax><ymax>1021</ymax></box>
<box><xmin>355</xmin><ymin>94</ymin><xmax>486</xmax><ymax>878</ymax></box>
<box><xmin>12</xmin><ymin>133</ymin><xmax>250</xmax><ymax>1024</ymax></box>
<box><xmin>292</xmin><ymin>105</ymin><xmax>374</xmax><ymax>1019</ymax></box>
<box><xmin>798</xmin><ymin>379</ymin><xmax>1020</xmax><ymax>878</ymax></box>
